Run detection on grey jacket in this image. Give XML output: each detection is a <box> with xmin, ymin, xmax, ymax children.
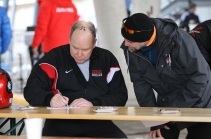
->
<box><xmin>121</xmin><ymin>18</ymin><xmax>211</xmax><ymax>129</ymax></box>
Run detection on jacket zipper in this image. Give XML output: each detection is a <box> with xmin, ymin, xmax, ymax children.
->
<box><xmin>85</xmin><ymin>88</ymin><xmax>87</xmax><ymax>94</ymax></box>
<box><xmin>133</xmin><ymin>52</ymin><xmax>155</xmax><ymax>69</ymax></box>
<box><xmin>131</xmin><ymin>39</ymin><xmax>172</xmax><ymax>102</ymax></box>
<box><xmin>132</xmin><ymin>38</ymin><xmax>172</xmax><ymax>71</ymax></box>
<box><xmin>132</xmin><ymin>38</ymin><xmax>172</xmax><ymax>81</ymax></box>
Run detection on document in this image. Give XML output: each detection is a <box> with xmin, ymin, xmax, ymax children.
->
<box><xmin>141</xmin><ymin>121</ymin><xmax>168</xmax><ymax>128</ymax></box>
<box><xmin>46</xmin><ymin>106</ymin><xmax>80</xmax><ymax>109</ymax></box>
<box><xmin>18</xmin><ymin>106</ymin><xmax>38</xmax><ymax>110</ymax></box>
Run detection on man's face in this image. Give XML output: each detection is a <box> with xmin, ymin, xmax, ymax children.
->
<box><xmin>70</xmin><ymin>30</ymin><xmax>96</xmax><ymax>64</ymax></box>
<box><xmin>189</xmin><ymin>7</ymin><xmax>196</xmax><ymax>13</ymax></box>
<box><xmin>124</xmin><ymin>38</ymin><xmax>147</xmax><ymax>52</ymax></box>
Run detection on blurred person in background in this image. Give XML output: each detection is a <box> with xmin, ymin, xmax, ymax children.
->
<box><xmin>31</xmin><ymin>0</ymin><xmax>79</xmax><ymax>57</ymax></box>
<box><xmin>125</xmin><ymin>0</ymin><xmax>131</xmax><ymax>17</ymax></box>
<box><xmin>190</xmin><ymin>19</ymin><xmax>211</xmax><ymax>68</ymax></box>
<box><xmin>180</xmin><ymin>3</ymin><xmax>200</xmax><ymax>26</ymax></box>
<box><xmin>0</xmin><ymin>6</ymin><xmax>12</xmax><ymax>69</ymax></box>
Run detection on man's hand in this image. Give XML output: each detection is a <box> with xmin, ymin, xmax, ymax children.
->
<box><xmin>149</xmin><ymin>125</ymin><xmax>170</xmax><ymax>139</ymax></box>
<box><xmin>189</xmin><ymin>19</ymin><xmax>196</xmax><ymax>24</ymax></box>
<box><xmin>32</xmin><ymin>47</ymin><xmax>39</xmax><ymax>57</ymax></box>
<box><xmin>70</xmin><ymin>98</ymin><xmax>93</xmax><ymax>107</ymax></box>
<box><xmin>50</xmin><ymin>94</ymin><xmax>69</xmax><ymax>108</ymax></box>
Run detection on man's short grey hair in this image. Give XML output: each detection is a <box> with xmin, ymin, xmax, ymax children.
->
<box><xmin>70</xmin><ymin>21</ymin><xmax>96</xmax><ymax>44</ymax></box>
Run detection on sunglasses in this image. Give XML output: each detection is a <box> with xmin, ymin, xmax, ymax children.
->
<box><xmin>122</xmin><ymin>18</ymin><xmax>152</xmax><ymax>34</ymax></box>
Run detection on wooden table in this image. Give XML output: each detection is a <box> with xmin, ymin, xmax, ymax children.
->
<box><xmin>1</xmin><ymin>105</ymin><xmax>211</xmax><ymax>136</ymax></box>
<box><xmin>1</xmin><ymin>105</ymin><xmax>211</xmax><ymax>122</ymax></box>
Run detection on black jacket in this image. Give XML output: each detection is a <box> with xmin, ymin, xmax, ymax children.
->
<box><xmin>190</xmin><ymin>19</ymin><xmax>211</xmax><ymax>68</ymax></box>
<box><xmin>24</xmin><ymin>44</ymin><xmax>128</xmax><ymax>106</ymax></box>
<box><xmin>121</xmin><ymin>18</ymin><xmax>211</xmax><ymax>130</ymax></box>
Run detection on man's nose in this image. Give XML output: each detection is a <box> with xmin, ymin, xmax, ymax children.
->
<box><xmin>78</xmin><ymin>50</ymin><xmax>82</xmax><ymax>57</ymax></box>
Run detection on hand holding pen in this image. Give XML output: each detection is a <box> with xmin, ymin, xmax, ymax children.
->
<box><xmin>50</xmin><ymin>89</ymin><xmax>69</xmax><ymax>108</ymax></box>
<box><xmin>57</xmin><ymin>89</ymin><xmax>69</xmax><ymax>106</ymax></box>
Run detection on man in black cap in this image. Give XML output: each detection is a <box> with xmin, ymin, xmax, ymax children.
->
<box><xmin>120</xmin><ymin>13</ymin><xmax>211</xmax><ymax>139</ymax></box>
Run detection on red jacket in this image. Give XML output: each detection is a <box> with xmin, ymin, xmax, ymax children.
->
<box><xmin>32</xmin><ymin>0</ymin><xmax>79</xmax><ymax>53</ymax></box>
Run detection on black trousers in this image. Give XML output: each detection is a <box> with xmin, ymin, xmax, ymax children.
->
<box><xmin>160</xmin><ymin>122</ymin><xmax>211</xmax><ymax>139</ymax></box>
<box><xmin>42</xmin><ymin>119</ymin><xmax>127</xmax><ymax>138</ymax></box>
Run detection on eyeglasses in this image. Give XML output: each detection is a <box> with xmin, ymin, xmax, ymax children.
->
<box><xmin>122</xmin><ymin>18</ymin><xmax>152</xmax><ymax>34</ymax></box>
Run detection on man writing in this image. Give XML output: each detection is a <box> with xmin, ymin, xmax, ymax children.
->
<box><xmin>24</xmin><ymin>21</ymin><xmax>128</xmax><ymax>138</ymax></box>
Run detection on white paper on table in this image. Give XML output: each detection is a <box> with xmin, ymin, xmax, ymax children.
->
<box><xmin>141</xmin><ymin>121</ymin><xmax>168</xmax><ymax>128</ymax></box>
<box><xmin>46</xmin><ymin>106</ymin><xmax>80</xmax><ymax>109</ymax></box>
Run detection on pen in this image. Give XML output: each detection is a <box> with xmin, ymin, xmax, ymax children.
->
<box><xmin>57</xmin><ymin>89</ymin><xmax>68</xmax><ymax>106</ymax></box>
<box><xmin>168</xmin><ymin>54</ymin><xmax>171</xmax><ymax>70</ymax></box>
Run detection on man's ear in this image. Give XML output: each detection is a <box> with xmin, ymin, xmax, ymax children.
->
<box><xmin>93</xmin><ymin>39</ymin><xmax>97</xmax><ymax>47</ymax></box>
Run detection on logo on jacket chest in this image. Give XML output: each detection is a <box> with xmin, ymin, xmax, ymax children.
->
<box><xmin>92</xmin><ymin>70</ymin><xmax>102</xmax><ymax>77</ymax></box>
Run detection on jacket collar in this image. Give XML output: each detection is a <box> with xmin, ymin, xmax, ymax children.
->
<box><xmin>152</xmin><ymin>18</ymin><xmax>177</xmax><ymax>50</ymax></box>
